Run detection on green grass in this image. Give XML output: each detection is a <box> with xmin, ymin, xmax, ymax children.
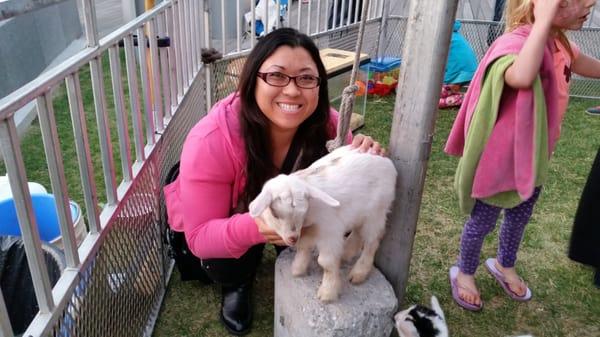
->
<box><xmin>154</xmin><ymin>95</ymin><xmax>600</xmax><ymax>337</ymax></box>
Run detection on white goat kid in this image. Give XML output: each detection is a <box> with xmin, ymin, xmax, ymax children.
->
<box><xmin>249</xmin><ymin>145</ymin><xmax>397</xmax><ymax>302</ymax></box>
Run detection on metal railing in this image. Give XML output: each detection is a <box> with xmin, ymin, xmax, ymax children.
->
<box><xmin>0</xmin><ymin>0</ymin><xmax>204</xmax><ymax>335</ymax></box>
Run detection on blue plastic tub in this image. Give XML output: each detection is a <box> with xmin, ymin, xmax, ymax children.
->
<box><xmin>360</xmin><ymin>57</ymin><xmax>402</xmax><ymax>73</ymax></box>
<box><xmin>0</xmin><ymin>194</ymin><xmax>80</xmax><ymax>242</ymax></box>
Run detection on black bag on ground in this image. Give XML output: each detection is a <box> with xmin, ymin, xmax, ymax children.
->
<box><xmin>163</xmin><ymin>162</ymin><xmax>212</xmax><ymax>283</ymax></box>
<box><xmin>0</xmin><ymin>236</ymin><xmax>65</xmax><ymax>335</ymax></box>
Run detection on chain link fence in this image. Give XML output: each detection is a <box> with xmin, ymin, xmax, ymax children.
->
<box><xmin>44</xmin><ymin>72</ymin><xmax>207</xmax><ymax>337</ymax></box>
<box><xmin>381</xmin><ymin>17</ymin><xmax>600</xmax><ymax>100</ymax></box>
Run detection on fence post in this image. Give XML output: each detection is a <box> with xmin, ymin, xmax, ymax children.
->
<box><xmin>375</xmin><ymin>0</ymin><xmax>459</xmax><ymax>307</ymax></box>
<box><xmin>202</xmin><ymin>0</ymin><xmax>213</xmax><ymax>111</ymax></box>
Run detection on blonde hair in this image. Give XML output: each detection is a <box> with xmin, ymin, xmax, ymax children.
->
<box><xmin>503</xmin><ymin>0</ymin><xmax>573</xmax><ymax>58</ymax></box>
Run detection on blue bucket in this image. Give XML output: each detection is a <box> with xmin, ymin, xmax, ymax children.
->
<box><xmin>0</xmin><ymin>194</ymin><xmax>80</xmax><ymax>243</ymax></box>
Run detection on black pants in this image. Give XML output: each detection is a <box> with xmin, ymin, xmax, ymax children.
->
<box><xmin>164</xmin><ymin>161</ymin><xmax>286</xmax><ymax>286</ymax></box>
<box><xmin>171</xmin><ymin>229</ymin><xmax>287</xmax><ymax>286</ymax></box>
<box><xmin>169</xmin><ymin>223</ymin><xmax>268</xmax><ymax>286</ymax></box>
<box><xmin>569</xmin><ymin>147</ymin><xmax>600</xmax><ymax>270</ymax></box>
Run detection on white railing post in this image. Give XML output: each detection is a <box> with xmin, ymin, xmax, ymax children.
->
<box><xmin>123</xmin><ymin>35</ymin><xmax>147</xmax><ymax>163</ymax></box>
<box><xmin>137</xmin><ymin>27</ymin><xmax>157</xmax><ymax>146</ymax></box>
<box><xmin>158</xmin><ymin>12</ymin><xmax>173</xmax><ymax>119</ymax></box>
<box><xmin>108</xmin><ymin>45</ymin><xmax>134</xmax><ymax>183</ymax></box>
<box><xmin>65</xmin><ymin>74</ymin><xmax>102</xmax><ymax>234</ymax></box>
<box><xmin>89</xmin><ymin>56</ymin><xmax>118</xmax><ymax>205</ymax></box>
<box><xmin>184</xmin><ymin>0</ymin><xmax>194</xmax><ymax>82</ymax></box>
<box><xmin>79</xmin><ymin>0</ymin><xmax>99</xmax><ymax>47</ymax></box>
<box><xmin>0</xmin><ymin>118</ymin><xmax>55</xmax><ymax>314</ymax></box>
<box><xmin>375</xmin><ymin>0</ymin><xmax>390</xmax><ymax>59</ymax></box>
<box><xmin>178</xmin><ymin>0</ymin><xmax>189</xmax><ymax>87</ymax></box>
<box><xmin>251</xmin><ymin>0</ymin><xmax>256</xmax><ymax>47</ymax></box>
<box><xmin>148</xmin><ymin>18</ymin><xmax>165</xmax><ymax>133</ymax></box>
<box><xmin>236</xmin><ymin>0</ymin><xmax>242</xmax><ymax>51</ymax></box>
<box><xmin>165</xmin><ymin>6</ymin><xmax>179</xmax><ymax>114</ymax></box>
<box><xmin>316</xmin><ymin>0</ymin><xmax>322</xmax><ymax>32</ymax></box>
<box><xmin>220</xmin><ymin>0</ymin><xmax>226</xmax><ymax>52</ymax></box>
<box><xmin>203</xmin><ymin>0</ymin><xmax>213</xmax><ymax>111</ymax></box>
<box><xmin>36</xmin><ymin>93</ymin><xmax>80</xmax><ymax>267</ymax></box>
<box><xmin>170</xmin><ymin>1</ymin><xmax>184</xmax><ymax>101</ymax></box>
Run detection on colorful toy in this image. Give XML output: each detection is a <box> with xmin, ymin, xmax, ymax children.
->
<box><xmin>360</xmin><ymin>57</ymin><xmax>402</xmax><ymax>96</ymax></box>
<box><xmin>355</xmin><ymin>80</ymin><xmax>367</xmax><ymax>96</ymax></box>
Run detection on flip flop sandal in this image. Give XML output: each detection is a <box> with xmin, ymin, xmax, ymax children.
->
<box><xmin>449</xmin><ymin>266</ymin><xmax>483</xmax><ymax>311</ymax></box>
<box><xmin>484</xmin><ymin>258</ymin><xmax>532</xmax><ymax>301</ymax></box>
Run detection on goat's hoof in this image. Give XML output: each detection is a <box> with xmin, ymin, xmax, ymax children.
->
<box><xmin>348</xmin><ymin>270</ymin><xmax>369</xmax><ymax>284</ymax></box>
<box><xmin>317</xmin><ymin>286</ymin><xmax>339</xmax><ymax>302</ymax></box>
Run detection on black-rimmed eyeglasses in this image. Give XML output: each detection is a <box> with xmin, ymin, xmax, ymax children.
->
<box><xmin>257</xmin><ymin>71</ymin><xmax>321</xmax><ymax>89</ymax></box>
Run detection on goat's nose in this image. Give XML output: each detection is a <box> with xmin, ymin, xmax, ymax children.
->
<box><xmin>288</xmin><ymin>236</ymin><xmax>298</xmax><ymax>244</ymax></box>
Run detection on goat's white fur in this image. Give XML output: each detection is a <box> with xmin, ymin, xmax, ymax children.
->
<box><xmin>249</xmin><ymin>145</ymin><xmax>397</xmax><ymax>302</ymax></box>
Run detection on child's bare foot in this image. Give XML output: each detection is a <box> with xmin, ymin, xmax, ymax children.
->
<box><xmin>494</xmin><ymin>259</ymin><xmax>528</xmax><ymax>297</ymax></box>
<box><xmin>456</xmin><ymin>271</ymin><xmax>482</xmax><ymax>307</ymax></box>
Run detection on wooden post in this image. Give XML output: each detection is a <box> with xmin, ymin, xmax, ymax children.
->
<box><xmin>375</xmin><ymin>0</ymin><xmax>459</xmax><ymax>306</ymax></box>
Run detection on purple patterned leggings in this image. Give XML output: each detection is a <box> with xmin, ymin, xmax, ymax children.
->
<box><xmin>458</xmin><ymin>187</ymin><xmax>541</xmax><ymax>275</ymax></box>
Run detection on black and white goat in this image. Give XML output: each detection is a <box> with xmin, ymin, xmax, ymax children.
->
<box><xmin>394</xmin><ymin>296</ymin><xmax>448</xmax><ymax>337</ymax></box>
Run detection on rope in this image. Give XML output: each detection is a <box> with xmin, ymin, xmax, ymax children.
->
<box><xmin>326</xmin><ymin>0</ymin><xmax>372</xmax><ymax>152</ymax></box>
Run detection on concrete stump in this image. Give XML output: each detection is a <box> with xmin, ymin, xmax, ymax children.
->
<box><xmin>274</xmin><ymin>248</ymin><xmax>397</xmax><ymax>337</ymax></box>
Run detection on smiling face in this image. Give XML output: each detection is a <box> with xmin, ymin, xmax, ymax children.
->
<box><xmin>553</xmin><ymin>0</ymin><xmax>596</xmax><ymax>30</ymax></box>
<box><xmin>255</xmin><ymin>45</ymin><xmax>320</xmax><ymax>134</ymax></box>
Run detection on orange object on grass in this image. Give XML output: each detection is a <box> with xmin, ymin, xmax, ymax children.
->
<box><xmin>355</xmin><ymin>80</ymin><xmax>366</xmax><ymax>96</ymax></box>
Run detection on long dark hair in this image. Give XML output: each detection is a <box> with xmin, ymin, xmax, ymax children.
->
<box><xmin>238</xmin><ymin>28</ymin><xmax>330</xmax><ymax>206</ymax></box>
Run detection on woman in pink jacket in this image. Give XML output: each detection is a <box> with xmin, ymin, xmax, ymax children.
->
<box><xmin>164</xmin><ymin>28</ymin><xmax>382</xmax><ymax>335</ymax></box>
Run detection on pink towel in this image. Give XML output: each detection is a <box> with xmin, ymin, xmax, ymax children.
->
<box><xmin>445</xmin><ymin>25</ymin><xmax>560</xmax><ymax>201</ymax></box>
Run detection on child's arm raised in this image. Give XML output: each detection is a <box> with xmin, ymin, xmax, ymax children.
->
<box><xmin>572</xmin><ymin>53</ymin><xmax>600</xmax><ymax>79</ymax></box>
<box><xmin>504</xmin><ymin>0</ymin><xmax>563</xmax><ymax>89</ymax></box>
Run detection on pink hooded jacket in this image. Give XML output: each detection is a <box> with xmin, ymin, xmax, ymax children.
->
<box><xmin>164</xmin><ymin>93</ymin><xmax>348</xmax><ymax>259</ymax></box>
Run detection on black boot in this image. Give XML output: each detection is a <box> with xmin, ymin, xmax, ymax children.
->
<box><xmin>220</xmin><ymin>281</ymin><xmax>253</xmax><ymax>335</ymax></box>
<box><xmin>594</xmin><ymin>269</ymin><xmax>600</xmax><ymax>288</ymax></box>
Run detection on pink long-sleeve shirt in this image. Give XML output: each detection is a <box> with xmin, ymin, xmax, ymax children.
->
<box><xmin>164</xmin><ymin>93</ymin><xmax>349</xmax><ymax>259</ymax></box>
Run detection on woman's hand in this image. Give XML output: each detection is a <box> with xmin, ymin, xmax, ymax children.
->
<box><xmin>351</xmin><ymin>134</ymin><xmax>386</xmax><ymax>156</ymax></box>
<box><xmin>254</xmin><ymin>216</ymin><xmax>287</xmax><ymax>246</ymax></box>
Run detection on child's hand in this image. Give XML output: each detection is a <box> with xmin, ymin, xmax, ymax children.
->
<box><xmin>532</xmin><ymin>0</ymin><xmax>564</xmax><ymax>27</ymax></box>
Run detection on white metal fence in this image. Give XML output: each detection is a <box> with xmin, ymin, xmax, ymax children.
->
<box><xmin>0</xmin><ymin>0</ymin><xmax>205</xmax><ymax>335</ymax></box>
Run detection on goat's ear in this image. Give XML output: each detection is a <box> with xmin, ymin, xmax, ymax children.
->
<box><xmin>430</xmin><ymin>295</ymin><xmax>445</xmax><ymax>321</ymax></box>
<box><xmin>249</xmin><ymin>190</ymin><xmax>272</xmax><ymax>217</ymax></box>
<box><xmin>307</xmin><ymin>185</ymin><xmax>340</xmax><ymax>207</ymax></box>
